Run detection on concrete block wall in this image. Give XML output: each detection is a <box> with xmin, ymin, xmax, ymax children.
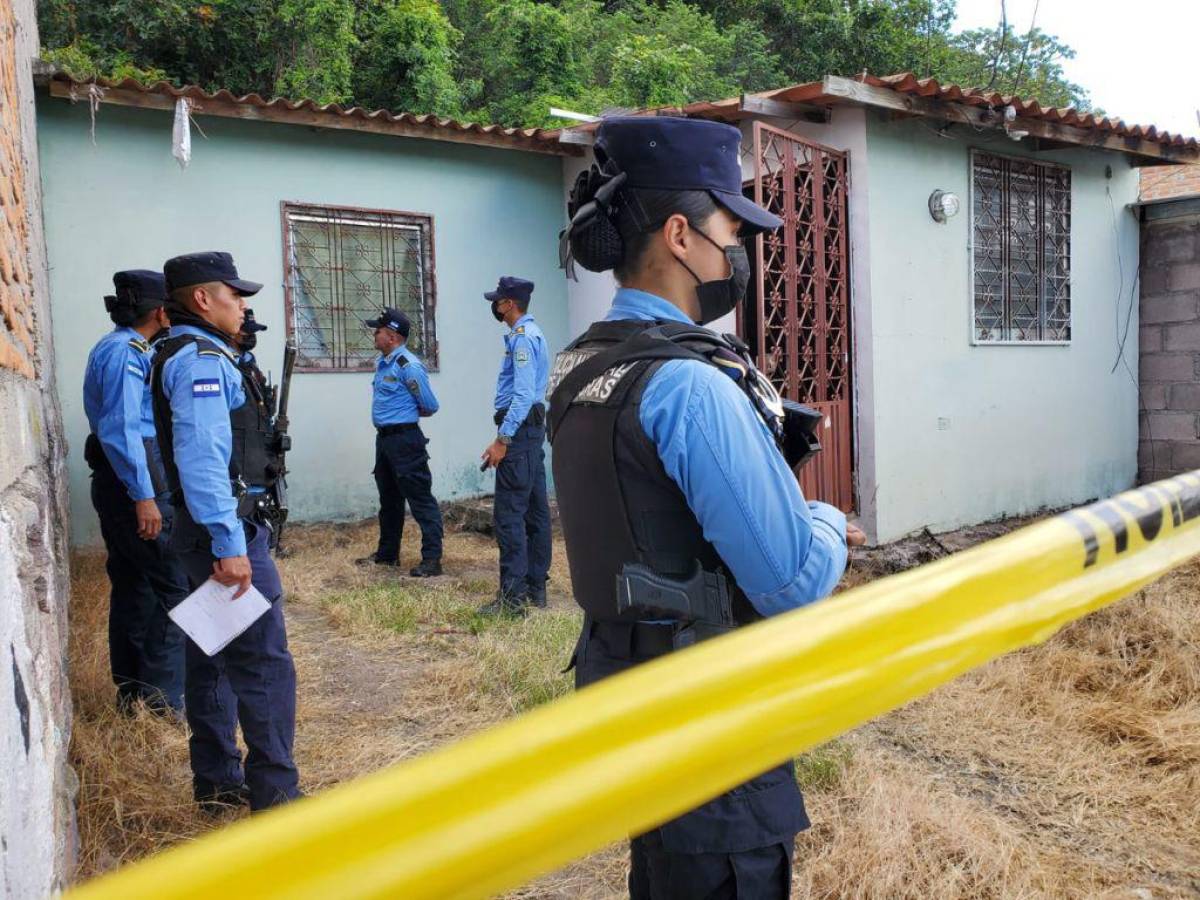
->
<box><xmin>1139</xmin><ymin>212</ymin><xmax>1200</xmax><ymax>482</ymax></box>
<box><xmin>0</xmin><ymin>0</ymin><xmax>76</xmax><ymax>894</ymax></box>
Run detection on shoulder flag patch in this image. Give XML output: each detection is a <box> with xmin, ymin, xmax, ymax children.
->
<box><xmin>192</xmin><ymin>378</ymin><xmax>222</xmax><ymax>398</ymax></box>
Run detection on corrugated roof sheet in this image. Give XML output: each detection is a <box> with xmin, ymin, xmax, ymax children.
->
<box><xmin>48</xmin><ymin>74</ymin><xmax>574</xmax><ymax>155</ymax></box>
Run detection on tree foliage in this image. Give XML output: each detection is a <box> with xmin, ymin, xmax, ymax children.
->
<box><xmin>37</xmin><ymin>0</ymin><xmax>1094</xmax><ymax>127</ymax></box>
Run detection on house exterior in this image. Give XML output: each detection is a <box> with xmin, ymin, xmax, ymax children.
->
<box><xmin>564</xmin><ymin>75</ymin><xmax>1198</xmax><ymax>541</ymax></box>
<box><xmin>1136</xmin><ymin>166</ymin><xmax>1200</xmax><ymax>483</ymax></box>
<box><xmin>35</xmin><ymin>73</ymin><xmax>1199</xmax><ymax>546</ymax></box>
<box><xmin>35</xmin><ymin>76</ymin><xmax>578</xmax><ymax>546</ymax></box>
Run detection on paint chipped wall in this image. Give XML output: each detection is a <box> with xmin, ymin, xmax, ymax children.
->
<box><xmin>0</xmin><ymin>0</ymin><xmax>76</xmax><ymax>893</ymax></box>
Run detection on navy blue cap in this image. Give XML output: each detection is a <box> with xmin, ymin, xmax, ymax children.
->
<box><xmin>240</xmin><ymin>308</ymin><xmax>268</xmax><ymax>333</ymax></box>
<box><xmin>594</xmin><ymin>117</ymin><xmax>782</xmax><ymax>234</ymax></box>
<box><xmin>365</xmin><ymin>307</ymin><xmax>411</xmax><ymax>338</ymax></box>
<box><xmin>484</xmin><ymin>275</ymin><xmax>535</xmax><ymax>304</ymax></box>
<box><xmin>163</xmin><ymin>251</ymin><xmax>263</xmax><ymax>296</ymax></box>
<box><xmin>111</xmin><ymin>269</ymin><xmax>168</xmax><ymax>309</ymax></box>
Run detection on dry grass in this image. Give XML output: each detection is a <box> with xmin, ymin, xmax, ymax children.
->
<box><xmin>68</xmin><ymin>515</ymin><xmax>1200</xmax><ymax>898</ymax></box>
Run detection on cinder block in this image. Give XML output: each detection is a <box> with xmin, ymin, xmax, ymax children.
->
<box><xmin>1169</xmin><ymin>382</ymin><xmax>1200</xmax><ymax>411</ymax></box>
<box><xmin>1140</xmin><ymin>326</ymin><xmax>1163</xmax><ymax>353</ymax></box>
<box><xmin>1165</xmin><ymin>322</ymin><xmax>1200</xmax><ymax>351</ymax></box>
<box><xmin>1142</xmin><ymin>383</ymin><xmax>1167</xmax><ymax>410</ymax></box>
<box><xmin>1167</xmin><ymin>263</ymin><xmax>1200</xmax><ymax>292</ymax></box>
<box><xmin>1171</xmin><ymin>441</ymin><xmax>1200</xmax><ymax>472</ymax></box>
<box><xmin>1141</xmin><ymin>291</ymin><xmax>1197</xmax><ymax>324</ymax></box>
<box><xmin>1142</xmin><ymin>411</ymin><xmax>1197</xmax><ymax>442</ymax></box>
<box><xmin>1142</xmin><ymin>353</ymin><xmax>1195</xmax><ymax>382</ymax></box>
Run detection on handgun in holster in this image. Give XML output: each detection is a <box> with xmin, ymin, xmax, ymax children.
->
<box><xmin>616</xmin><ymin>560</ymin><xmax>735</xmax><ymax>649</ymax></box>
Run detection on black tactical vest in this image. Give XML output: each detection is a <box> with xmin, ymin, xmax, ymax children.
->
<box><xmin>150</xmin><ymin>334</ymin><xmax>283</xmax><ymax>502</ymax></box>
<box><xmin>548</xmin><ymin>319</ymin><xmax>776</xmax><ymax>626</ymax></box>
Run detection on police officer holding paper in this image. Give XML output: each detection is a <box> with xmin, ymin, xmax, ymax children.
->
<box><xmin>550</xmin><ymin>117</ymin><xmax>866</xmax><ymax>898</ymax></box>
<box><xmin>479</xmin><ymin>276</ymin><xmax>552</xmax><ymax>615</ymax></box>
<box><xmin>358</xmin><ymin>308</ymin><xmax>444</xmax><ymax>577</ymax></box>
<box><xmin>151</xmin><ymin>251</ymin><xmax>301</xmax><ymax>813</ymax></box>
<box><xmin>83</xmin><ymin>270</ymin><xmax>187</xmax><ymax>716</ymax></box>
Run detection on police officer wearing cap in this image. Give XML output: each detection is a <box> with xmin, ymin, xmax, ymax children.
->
<box><xmin>150</xmin><ymin>251</ymin><xmax>301</xmax><ymax>812</ymax></box>
<box><xmin>358</xmin><ymin>308</ymin><xmax>444</xmax><ymax>577</ymax></box>
<box><xmin>479</xmin><ymin>276</ymin><xmax>552</xmax><ymax>615</ymax></box>
<box><xmin>83</xmin><ymin>270</ymin><xmax>188</xmax><ymax>715</ymax></box>
<box><xmin>550</xmin><ymin>117</ymin><xmax>867</xmax><ymax>897</ymax></box>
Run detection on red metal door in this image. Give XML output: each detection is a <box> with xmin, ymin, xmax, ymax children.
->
<box><xmin>745</xmin><ymin>122</ymin><xmax>853</xmax><ymax>512</ymax></box>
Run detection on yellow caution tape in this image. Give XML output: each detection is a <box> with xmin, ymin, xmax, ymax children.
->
<box><xmin>70</xmin><ymin>472</ymin><xmax>1200</xmax><ymax>900</ymax></box>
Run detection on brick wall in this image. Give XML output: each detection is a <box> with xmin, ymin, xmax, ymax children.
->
<box><xmin>1141</xmin><ymin>164</ymin><xmax>1200</xmax><ymax>202</ymax></box>
<box><xmin>0</xmin><ymin>0</ymin><xmax>75</xmax><ymax>894</ymax></box>
<box><xmin>1139</xmin><ymin>213</ymin><xmax>1200</xmax><ymax>482</ymax></box>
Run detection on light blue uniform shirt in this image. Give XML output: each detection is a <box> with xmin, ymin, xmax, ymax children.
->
<box><xmin>372</xmin><ymin>345</ymin><xmax>438</xmax><ymax>426</ymax></box>
<box><xmin>605</xmin><ymin>288</ymin><xmax>849</xmax><ymax>615</ymax></box>
<box><xmin>494</xmin><ymin>313</ymin><xmax>549</xmax><ymax>438</ymax></box>
<box><xmin>159</xmin><ymin>324</ymin><xmax>248</xmax><ymax>558</ymax></box>
<box><xmin>83</xmin><ymin>326</ymin><xmax>157</xmax><ymax>501</ymax></box>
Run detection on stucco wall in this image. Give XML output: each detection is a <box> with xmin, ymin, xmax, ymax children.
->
<box><xmin>1</xmin><ymin>1</ymin><xmax>76</xmax><ymax>894</ymax></box>
<box><xmin>863</xmin><ymin>113</ymin><xmax>1141</xmax><ymax>541</ymax></box>
<box><xmin>36</xmin><ymin>99</ymin><xmax>570</xmax><ymax>546</ymax></box>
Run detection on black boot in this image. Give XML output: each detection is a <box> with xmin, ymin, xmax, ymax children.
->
<box><xmin>356</xmin><ymin>553</ymin><xmax>400</xmax><ymax>567</ymax></box>
<box><xmin>527</xmin><ymin>583</ymin><xmax>548</xmax><ymax>609</ymax></box>
<box><xmin>409</xmin><ymin>558</ymin><xmax>443</xmax><ymax>578</ymax></box>
<box><xmin>478</xmin><ymin>590</ymin><xmax>528</xmax><ymax>617</ymax></box>
<box><xmin>196</xmin><ymin>782</ymin><xmax>251</xmax><ymax>815</ymax></box>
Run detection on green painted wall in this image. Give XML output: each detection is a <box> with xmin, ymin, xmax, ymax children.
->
<box><xmin>862</xmin><ymin>112</ymin><xmax>1141</xmax><ymax>540</ymax></box>
<box><xmin>37</xmin><ymin>97</ymin><xmax>569</xmax><ymax>546</ymax></box>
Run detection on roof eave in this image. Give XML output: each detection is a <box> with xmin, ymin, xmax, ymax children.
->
<box><xmin>44</xmin><ymin>75</ymin><xmax>582</xmax><ymax>158</ymax></box>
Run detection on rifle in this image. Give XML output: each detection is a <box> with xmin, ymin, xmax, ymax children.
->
<box><xmin>270</xmin><ymin>343</ymin><xmax>297</xmax><ymax>550</ymax></box>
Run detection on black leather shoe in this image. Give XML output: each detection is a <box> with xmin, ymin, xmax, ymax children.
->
<box><xmin>527</xmin><ymin>585</ymin><xmax>548</xmax><ymax>609</ymax></box>
<box><xmin>477</xmin><ymin>592</ymin><xmax>528</xmax><ymax>617</ymax></box>
<box><xmin>409</xmin><ymin>559</ymin><xmax>443</xmax><ymax>578</ymax></box>
<box><xmin>356</xmin><ymin>554</ymin><xmax>400</xmax><ymax>567</ymax></box>
<box><xmin>196</xmin><ymin>783</ymin><xmax>251</xmax><ymax>815</ymax></box>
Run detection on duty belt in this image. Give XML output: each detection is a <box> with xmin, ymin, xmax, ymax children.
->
<box><xmin>376</xmin><ymin>422</ymin><xmax>421</xmax><ymax>436</ymax></box>
<box><xmin>493</xmin><ymin>402</ymin><xmax>546</xmax><ymax>428</ymax></box>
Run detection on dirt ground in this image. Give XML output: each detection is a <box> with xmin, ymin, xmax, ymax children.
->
<box><xmin>67</xmin><ymin>511</ymin><xmax>1200</xmax><ymax>898</ymax></box>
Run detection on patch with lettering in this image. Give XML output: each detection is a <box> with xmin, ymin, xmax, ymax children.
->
<box><xmin>192</xmin><ymin>378</ymin><xmax>221</xmax><ymax>398</ymax></box>
<box><xmin>515</xmin><ymin>347</ymin><xmax>531</xmax><ymax>367</ymax></box>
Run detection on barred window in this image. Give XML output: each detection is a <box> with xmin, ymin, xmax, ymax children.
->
<box><xmin>282</xmin><ymin>203</ymin><xmax>437</xmax><ymax>371</ymax></box>
<box><xmin>971</xmin><ymin>151</ymin><xmax>1071</xmax><ymax>343</ymax></box>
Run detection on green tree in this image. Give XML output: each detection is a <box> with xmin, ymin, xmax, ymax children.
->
<box><xmin>275</xmin><ymin>0</ymin><xmax>357</xmax><ymax>105</ymax></box>
<box><xmin>353</xmin><ymin>0</ymin><xmax>465</xmax><ymax>115</ymax></box>
<box><xmin>942</xmin><ymin>25</ymin><xmax>1091</xmax><ymax>109</ymax></box>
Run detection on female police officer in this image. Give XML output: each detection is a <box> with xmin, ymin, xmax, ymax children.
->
<box><xmin>548</xmin><ymin>116</ymin><xmax>866</xmax><ymax>898</ymax></box>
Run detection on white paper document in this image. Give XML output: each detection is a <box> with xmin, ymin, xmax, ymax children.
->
<box><xmin>169</xmin><ymin>579</ymin><xmax>271</xmax><ymax>656</ymax></box>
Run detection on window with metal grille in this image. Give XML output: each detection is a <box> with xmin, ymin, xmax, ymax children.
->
<box><xmin>282</xmin><ymin>202</ymin><xmax>437</xmax><ymax>371</ymax></box>
<box><xmin>971</xmin><ymin>151</ymin><xmax>1071</xmax><ymax>343</ymax></box>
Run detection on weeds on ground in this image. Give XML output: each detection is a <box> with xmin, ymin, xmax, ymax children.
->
<box><xmin>795</xmin><ymin>740</ymin><xmax>853</xmax><ymax>792</ymax></box>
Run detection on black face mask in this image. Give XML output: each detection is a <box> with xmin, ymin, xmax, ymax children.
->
<box><xmin>677</xmin><ymin>228</ymin><xmax>751</xmax><ymax>326</ymax></box>
<box><xmin>490</xmin><ymin>300</ymin><xmax>505</xmax><ymax>322</ymax></box>
<box><xmin>239</xmin><ymin>331</ymin><xmax>257</xmax><ymax>352</ymax></box>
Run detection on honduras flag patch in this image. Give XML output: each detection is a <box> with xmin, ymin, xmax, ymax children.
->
<box><xmin>192</xmin><ymin>378</ymin><xmax>221</xmax><ymax>398</ymax></box>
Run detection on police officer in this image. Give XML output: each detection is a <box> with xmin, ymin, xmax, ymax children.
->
<box><xmin>479</xmin><ymin>276</ymin><xmax>552</xmax><ymax>615</ymax></box>
<box><xmin>83</xmin><ymin>270</ymin><xmax>187</xmax><ymax>716</ymax></box>
<box><xmin>151</xmin><ymin>251</ymin><xmax>301</xmax><ymax>812</ymax></box>
<box><xmin>357</xmin><ymin>308</ymin><xmax>444</xmax><ymax>577</ymax></box>
<box><xmin>550</xmin><ymin>117</ymin><xmax>867</xmax><ymax>898</ymax></box>
<box><xmin>234</xmin><ymin>308</ymin><xmax>288</xmax><ymax>552</ymax></box>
